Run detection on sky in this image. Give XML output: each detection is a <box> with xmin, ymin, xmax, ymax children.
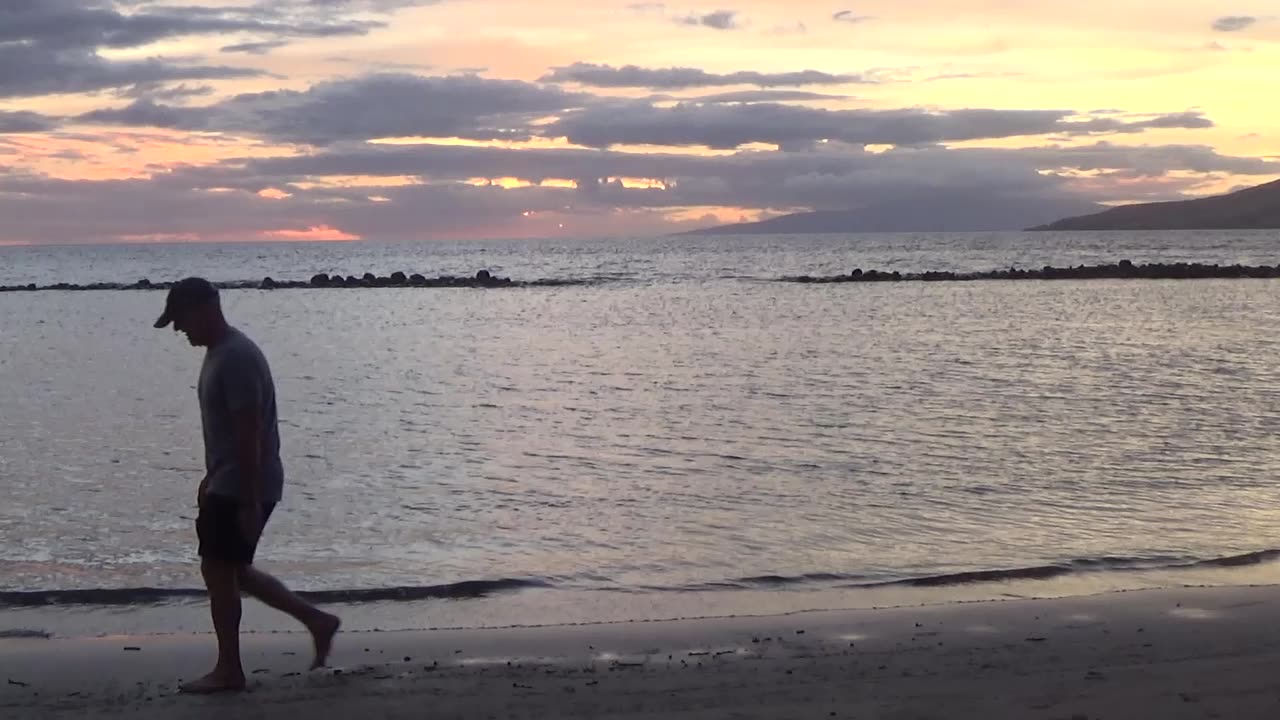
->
<box><xmin>1</xmin><ymin>0</ymin><xmax>1279</xmax><ymax>245</ymax></box>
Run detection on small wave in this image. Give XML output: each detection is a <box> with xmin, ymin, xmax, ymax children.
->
<box><xmin>0</xmin><ymin>577</ymin><xmax>549</xmax><ymax>608</ymax></box>
<box><xmin>658</xmin><ymin>549</ymin><xmax>1280</xmax><ymax>593</ymax></box>
<box><xmin>0</xmin><ymin>629</ymin><xmax>52</xmax><ymax>639</ymax></box>
<box><xmin>1195</xmin><ymin>549</ymin><xmax>1280</xmax><ymax>567</ymax></box>
<box><xmin>6</xmin><ymin>550</ymin><xmax>1277</xmax><ymax>608</ymax></box>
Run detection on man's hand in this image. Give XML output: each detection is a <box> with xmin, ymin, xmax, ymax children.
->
<box><xmin>238</xmin><ymin>502</ymin><xmax>263</xmax><ymax>544</ymax></box>
<box><xmin>197</xmin><ymin>476</ymin><xmax>210</xmax><ymax>507</ymax></box>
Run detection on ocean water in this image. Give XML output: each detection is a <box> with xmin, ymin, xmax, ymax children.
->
<box><xmin>4</xmin><ymin>230</ymin><xmax>1280</xmax><ymax>636</ymax></box>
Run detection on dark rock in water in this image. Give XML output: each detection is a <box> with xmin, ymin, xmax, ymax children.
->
<box><xmin>136</xmin><ymin>278</ymin><xmax>152</xmax><ymax>288</ymax></box>
<box><xmin>345</xmin><ymin>275</ymin><xmax>359</xmax><ymax>287</ymax></box>
<box><xmin>310</xmin><ymin>273</ymin><xmax>330</xmax><ymax>287</ymax></box>
<box><xmin>476</xmin><ymin>270</ymin><xmax>492</xmax><ymax>281</ymax></box>
<box><xmin>260</xmin><ymin>277</ymin><xmax>276</xmax><ymax>289</ymax></box>
<box><xmin>390</xmin><ymin>271</ymin><xmax>407</xmax><ymax>284</ymax></box>
<box><xmin>409</xmin><ymin>273</ymin><xmax>427</xmax><ymax>285</ymax></box>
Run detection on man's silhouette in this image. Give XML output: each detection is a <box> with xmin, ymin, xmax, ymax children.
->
<box><xmin>155</xmin><ymin>277</ymin><xmax>340</xmax><ymax>693</ymax></box>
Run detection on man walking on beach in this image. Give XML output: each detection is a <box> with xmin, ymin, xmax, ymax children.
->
<box><xmin>155</xmin><ymin>277</ymin><xmax>340</xmax><ymax>694</ymax></box>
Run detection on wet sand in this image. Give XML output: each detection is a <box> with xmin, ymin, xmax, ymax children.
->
<box><xmin>4</xmin><ymin>585</ymin><xmax>1280</xmax><ymax>718</ymax></box>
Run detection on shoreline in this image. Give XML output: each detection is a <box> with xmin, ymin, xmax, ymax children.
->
<box><xmin>6</xmin><ymin>558</ymin><xmax>1280</xmax><ymax>641</ymax></box>
<box><xmin>5</xmin><ymin>584</ymin><xmax>1280</xmax><ymax>718</ymax></box>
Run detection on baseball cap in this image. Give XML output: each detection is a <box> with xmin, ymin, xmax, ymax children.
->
<box><xmin>153</xmin><ymin>277</ymin><xmax>219</xmax><ymax>328</ymax></box>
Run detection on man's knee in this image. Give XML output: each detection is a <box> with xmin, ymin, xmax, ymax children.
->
<box><xmin>201</xmin><ymin>558</ymin><xmax>241</xmax><ymax>589</ymax></box>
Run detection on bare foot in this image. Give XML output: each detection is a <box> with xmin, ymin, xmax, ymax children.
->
<box><xmin>308</xmin><ymin>613</ymin><xmax>341</xmax><ymax>669</ymax></box>
<box><xmin>179</xmin><ymin>671</ymin><xmax>246</xmax><ymax>695</ymax></box>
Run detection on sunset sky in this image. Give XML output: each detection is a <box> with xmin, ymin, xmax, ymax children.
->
<box><xmin>2</xmin><ymin>0</ymin><xmax>1279</xmax><ymax>244</ymax></box>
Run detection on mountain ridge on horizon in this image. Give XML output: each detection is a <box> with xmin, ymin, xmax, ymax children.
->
<box><xmin>679</xmin><ymin>179</ymin><xmax>1280</xmax><ymax>235</ymax></box>
<box><xmin>1027</xmin><ymin>178</ymin><xmax>1280</xmax><ymax>231</ymax></box>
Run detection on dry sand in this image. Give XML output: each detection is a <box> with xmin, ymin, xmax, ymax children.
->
<box><xmin>4</xmin><ymin>585</ymin><xmax>1280</xmax><ymax>718</ymax></box>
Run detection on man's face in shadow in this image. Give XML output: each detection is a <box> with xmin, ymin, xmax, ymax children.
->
<box><xmin>173</xmin><ymin>302</ymin><xmax>217</xmax><ymax>347</ymax></box>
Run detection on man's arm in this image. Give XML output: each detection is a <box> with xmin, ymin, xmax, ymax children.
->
<box><xmin>220</xmin><ymin>350</ymin><xmax>266</xmax><ymax>511</ymax></box>
<box><xmin>231</xmin><ymin>406</ymin><xmax>264</xmax><ymax>505</ymax></box>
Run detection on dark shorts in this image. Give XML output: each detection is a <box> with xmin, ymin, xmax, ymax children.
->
<box><xmin>196</xmin><ymin>495</ymin><xmax>276</xmax><ymax>565</ymax></box>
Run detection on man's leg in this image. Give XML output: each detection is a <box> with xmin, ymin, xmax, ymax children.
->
<box><xmin>180</xmin><ymin>558</ymin><xmax>247</xmax><ymax>693</ymax></box>
<box><xmin>238</xmin><ymin>566</ymin><xmax>341</xmax><ymax>668</ymax></box>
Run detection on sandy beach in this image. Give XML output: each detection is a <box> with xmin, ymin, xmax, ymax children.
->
<box><xmin>5</xmin><ymin>585</ymin><xmax>1280</xmax><ymax>718</ymax></box>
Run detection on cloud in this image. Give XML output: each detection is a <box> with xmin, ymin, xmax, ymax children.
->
<box><xmin>115</xmin><ymin>82</ymin><xmax>217</xmax><ymax>102</ymax></box>
<box><xmin>768</xmin><ymin>22</ymin><xmax>808</xmax><ymax>36</ymax></box>
<box><xmin>271</xmin><ymin>0</ymin><xmax>441</xmax><ymax>10</ymax></box>
<box><xmin>78</xmin><ymin>99</ymin><xmax>200</xmax><ymax>129</ymax></box>
<box><xmin>0</xmin><ymin>0</ymin><xmax>380</xmax><ymax>52</ymax></box>
<box><xmin>73</xmin><ymin>68</ymin><xmax>1216</xmax><ymax>154</ymax></box>
<box><xmin>925</xmin><ymin>71</ymin><xmax>1026</xmax><ymax>81</ymax></box>
<box><xmin>540</xmin><ymin>63</ymin><xmax>878</xmax><ymax>89</ymax></box>
<box><xmin>221</xmin><ymin>40</ymin><xmax>293</xmax><ymax>55</ymax></box>
<box><xmin>547</xmin><ymin>102</ymin><xmax>1216</xmax><ymax>150</ymax></box>
<box><xmin>684</xmin><ymin>90</ymin><xmax>856</xmax><ymax>103</ymax></box>
<box><xmin>1212</xmin><ymin>16</ymin><xmax>1257</xmax><ymax>32</ymax></box>
<box><xmin>678</xmin><ymin>10</ymin><xmax>742</xmax><ymax>30</ymax></box>
<box><xmin>80</xmin><ymin>73</ymin><xmax>594</xmax><ymax>145</ymax></box>
<box><xmin>0</xmin><ymin>0</ymin><xmax>396</xmax><ymax>99</ymax></box>
<box><xmin>833</xmin><ymin>10</ymin><xmax>874</xmax><ymax>23</ymax></box>
<box><xmin>0</xmin><ymin>0</ymin><xmax>437</xmax><ymax>99</ymax></box>
<box><xmin>211</xmin><ymin>138</ymin><xmax>1280</xmax><ymax>193</ymax></box>
<box><xmin>0</xmin><ymin>43</ymin><xmax>260</xmax><ymax>99</ymax></box>
<box><xmin>0</xmin><ymin>111</ymin><xmax>61</xmax><ymax>134</ymax></box>
<box><xmin>7</xmin><ymin>137</ymin><xmax>1277</xmax><ymax>245</ymax></box>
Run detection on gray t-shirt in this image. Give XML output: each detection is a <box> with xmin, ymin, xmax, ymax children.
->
<box><xmin>198</xmin><ymin>327</ymin><xmax>284</xmax><ymax>503</ymax></box>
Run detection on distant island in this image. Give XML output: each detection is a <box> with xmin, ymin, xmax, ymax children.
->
<box><xmin>678</xmin><ymin>191</ymin><xmax>1100</xmax><ymax>236</ymax></box>
<box><xmin>1029</xmin><ymin>178</ymin><xmax>1280</xmax><ymax>231</ymax></box>
<box><xmin>679</xmin><ymin>179</ymin><xmax>1280</xmax><ymax>236</ymax></box>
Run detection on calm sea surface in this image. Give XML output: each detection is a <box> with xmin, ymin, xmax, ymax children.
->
<box><xmin>4</xmin><ymin>231</ymin><xmax>1280</xmax><ymax>636</ymax></box>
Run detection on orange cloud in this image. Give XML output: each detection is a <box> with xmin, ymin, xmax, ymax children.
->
<box><xmin>115</xmin><ymin>232</ymin><xmax>202</xmax><ymax>243</ymax></box>
<box><xmin>262</xmin><ymin>225</ymin><xmax>361</xmax><ymax>241</ymax></box>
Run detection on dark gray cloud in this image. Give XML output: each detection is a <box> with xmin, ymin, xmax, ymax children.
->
<box><xmin>233</xmin><ymin>138</ymin><xmax>1280</xmax><ymax>194</ymax></box>
<box><xmin>115</xmin><ymin>82</ymin><xmax>217</xmax><ymax>102</ymax></box>
<box><xmin>80</xmin><ymin>73</ymin><xmax>593</xmax><ymax>145</ymax></box>
<box><xmin>678</xmin><ymin>10</ymin><xmax>742</xmax><ymax>30</ymax></box>
<box><xmin>833</xmin><ymin>10</ymin><xmax>874</xmax><ymax>23</ymax></box>
<box><xmin>221</xmin><ymin>39</ymin><xmax>292</xmax><ymax>55</ymax></box>
<box><xmin>540</xmin><ymin>63</ymin><xmax>877</xmax><ymax>88</ymax></box>
<box><xmin>684</xmin><ymin>90</ymin><xmax>855</xmax><ymax>103</ymax></box>
<box><xmin>547</xmin><ymin>103</ymin><xmax>1216</xmax><ymax>150</ymax></box>
<box><xmin>79</xmin><ymin>99</ymin><xmax>200</xmax><ymax>129</ymax></box>
<box><xmin>74</xmin><ymin>67</ymin><xmax>1217</xmax><ymax>153</ymax></box>
<box><xmin>0</xmin><ymin>0</ymin><xmax>392</xmax><ymax>99</ymax></box>
<box><xmin>0</xmin><ymin>43</ymin><xmax>260</xmax><ymax>99</ymax></box>
<box><xmin>1212</xmin><ymin>16</ymin><xmax>1257</xmax><ymax>32</ymax></box>
<box><xmin>0</xmin><ymin>0</ymin><xmax>379</xmax><ymax>52</ymax></box>
<box><xmin>0</xmin><ymin>111</ymin><xmax>61</xmax><ymax>134</ymax></box>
